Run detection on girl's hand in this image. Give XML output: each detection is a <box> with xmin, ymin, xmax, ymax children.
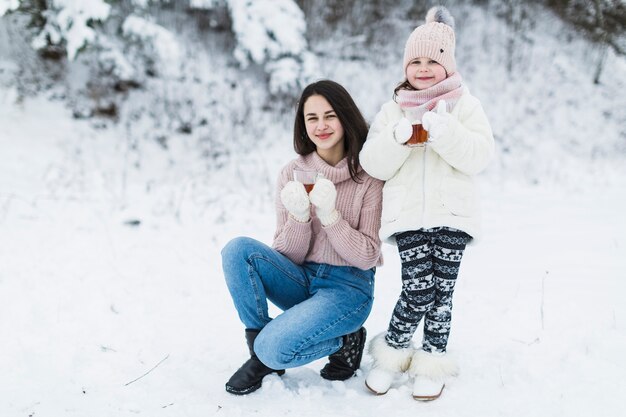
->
<box><xmin>309</xmin><ymin>178</ymin><xmax>340</xmax><ymax>226</ymax></box>
<box><xmin>394</xmin><ymin>117</ymin><xmax>413</xmax><ymax>144</ymax></box>
<box><xmin>280</xmin><ymin>181</ymin><xmax>311</xmax><ymax>222</ymax></box>
<box><xmin>422</xmin><ymin>100</ymin><xmax>451</xmax><ymax>141</ymax></box>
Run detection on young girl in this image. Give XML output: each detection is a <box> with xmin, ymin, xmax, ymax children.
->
<box><xmin>222</xmin><ymin>80</ymin><xmax>384</xmax><ymax>395</ymax></box>
<box><xmin>359</xmin><ymin>7</ymin><xmax>494</xmax><ymax>401</ymax></box>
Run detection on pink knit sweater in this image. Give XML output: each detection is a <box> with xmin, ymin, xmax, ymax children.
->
<box><xmin>272</xmin><ymin>152</ymin><xmax>384</xmax><ymax>270</ymax></box>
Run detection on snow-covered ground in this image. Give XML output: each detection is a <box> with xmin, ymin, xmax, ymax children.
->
<box><xmin>1</xmin><ymin>87</ymin><xmax>625</xmax><ymax>417</ymax></box>
<box><xmin>2</xmin><ymin>1</ymin><xmax>626</xmax><ymax>415</ymax></box>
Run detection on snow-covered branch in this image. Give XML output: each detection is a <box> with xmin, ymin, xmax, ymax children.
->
<box><xmin>0</xmin><ymin>0</ymin><xmax>19</xmax><ymax>16</ymax></box>
<box><xmin>122</xmin><ymin>15</ymin><xmax>181</xmax><ymax>78</ymax></box>
<box><xmin>30</xmin><ymin>0</ymin><xmax>111</xmax><ymax>61</ymax></box>
<box><xmin>226</xmin><ymin>0</ymin><xmax>318</xmax><ymax>96</ymax></box>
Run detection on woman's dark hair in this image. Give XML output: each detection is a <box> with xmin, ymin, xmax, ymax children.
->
<box><xmin>293</xmin><ymin>80</ymin><xmax>368</xmax><ymax>183</ymax></box>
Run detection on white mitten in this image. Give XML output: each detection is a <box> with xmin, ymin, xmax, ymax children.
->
<box><xmin>280</xmin><ymin>181</ymin><xmax>310</xmax><ymax>222</ymax></box>
<box><xmin>422</xmin><ymin>100</ymin><xmax>451</xmax><ymax>141</ymax></box>
<box><xmin>309</xmin><ymin>178</ymin><xmax>340</xmax><ymax>226</ymax></box>
<box><xmin>393</xmin><ymin>117</ymin><xmax>413</xmax><ymax>144</ymax></box>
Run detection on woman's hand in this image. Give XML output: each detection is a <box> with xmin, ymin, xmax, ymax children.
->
<box><xmin>280</xmin><ymin>181</ymin><xmax>311</xmax><ymax>222</ymax></box>
<box><xmin>309</xmin><ymin>178</ymin><xmax>340</xmax><ymax>226</ymax></box>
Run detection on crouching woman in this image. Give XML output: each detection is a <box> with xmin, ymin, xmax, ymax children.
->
<box><xmin>221</xmin><ymin>80</ymin><xmax>384</xmax><ymax>395</ymax></box>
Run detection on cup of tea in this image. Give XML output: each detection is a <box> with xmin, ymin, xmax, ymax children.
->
<box><xmin>406</xmin><ymin>122</ymin><xmax>428</xmax><ymax>145</ymax></box>
<box><xmin>293</xmin><ymin>169</ymin><xmax>318</xmax><ymax>193</ymax></box>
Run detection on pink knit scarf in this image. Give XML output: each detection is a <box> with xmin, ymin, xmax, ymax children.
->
<box><xmin>396</xmin><ymin>72</ymin><xmax>464</xmax><ymax>121</ymax></box>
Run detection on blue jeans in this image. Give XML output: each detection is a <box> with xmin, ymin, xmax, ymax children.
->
<box><xmin>221</xmin><ymin>237</ymin><xmax>375</xmax><ymax>370</ymax></box>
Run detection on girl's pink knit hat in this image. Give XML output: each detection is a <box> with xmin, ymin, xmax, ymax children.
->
<box><xmin>403</xmin><ymin>6</ymin><xmax>456</xmax><ymax>75</ymax></box>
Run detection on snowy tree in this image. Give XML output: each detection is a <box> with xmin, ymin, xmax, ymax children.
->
<box><xmin>538</xmin><ymin>0</ymin><xmax>625</xmax><ymax>83</ymax></box>
<box><xmin>122</xmin><ymin>15</ymin><xmax>181</xmax><ymax>78</ymax></box>
<box><xmin>30</xmin><ymin>0</ymin><xmax>111</xmax><ymax>61</ymax></box>
<box><xmin>190</xmin><ymin>0</ymin><xmax>221</xmax><ymax>9</ymax></box>
<box><xmin>0</xmin><ymin>0</ymin><xmax>19</xmax><ymax>16</ymax></box>
<box><xmin>226</xmin><ymin>0</ymin><xmax>318</xmax><ymax>97</ymax></box>
<box><xmin>491</xmin><ymin>0</ymin><xmax>533</xmax><ymax>75</ymax></box>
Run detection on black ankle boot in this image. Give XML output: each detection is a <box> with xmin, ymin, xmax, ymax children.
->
<box><xmin>225</xmin><ymin>329</ymin><xmax>285</xmax><ymax>395</ymax></box>
<box><xmin>320</xmin><ymin>327</ymin><xmax>367</xmax><ymax>381</ymax></box>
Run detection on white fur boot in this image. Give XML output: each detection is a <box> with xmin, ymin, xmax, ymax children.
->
<box><xmin>408</xmin><ymin>349</ymin><xmax>458</xmax><ymax>401</ymax></box>
<box><xmin>364</xmin><ymin>333</ymin><xmax>413</xmax><ymax>395</ymax></box>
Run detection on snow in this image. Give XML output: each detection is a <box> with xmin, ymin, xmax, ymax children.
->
<box><xmin>1</xmin><ymin>89</ymin><xmax>625</xmax><ymax>417</ymax></box>
<box><xmin>1</xmin><ymin>2</ymin><xmax>626</xmax><ymax>417</ymax></box>
<box><xmin>97</xmin><ymin>38</ymin><xmax>137</xmax><ymax>81</ymax></box>
<box><xmin>122</xmin><ymin>15</ymin><xmax>181</xmax><ymax>78</ymax></box>
<box><xmin>266</xmin><ymin>56</ymin><xmax>301</xmax><ymax>95</ymax></box>
<box><xmin>227</xmin><ymin>0</ymin><xmax>316</xmax><ymax>93</ymax></box>
<box><xmin>31</xmin><ymin>0</ymin><xmax>111</xmax><ymax>60</ymax></box>
<box><xmin>228</xmin><ymin>0</ymin><xmax>307</xmax><ymax>66</ymax></box>
<box><xmin>0</xmin><ymin>0</ymin><xmax>18</xmax><ymax>16</ymax></box>
<box><xmin>130</xmin><ymin>0</ymin><xmax>150</xmax><ymax>8</ymax></box>
<box><xmin>190</xmin><ymin>0</ymin><xmax>221</xmax><ymax>10</ymax></box>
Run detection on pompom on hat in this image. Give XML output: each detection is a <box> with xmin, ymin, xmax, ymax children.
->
<box><xmin>403</xmin><ymin>6</ymin><xmax>456</xmax><ymax>76</ymax></box>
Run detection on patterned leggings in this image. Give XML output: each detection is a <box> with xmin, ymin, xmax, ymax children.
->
<box><xmin>385</xmin><ymin>227</ymin><xmax>471</xmax><ymax>353</ymax></box>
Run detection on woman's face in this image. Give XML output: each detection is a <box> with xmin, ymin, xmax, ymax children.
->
<box><xmin>405</xmin><ymin>57</ymin><xmax>447</xmax><ymax>90</ymax></box>
<box><xmin>303</xmin><ymin>94</ymin><xmax>345</xmax><ymax>162</ymax></box>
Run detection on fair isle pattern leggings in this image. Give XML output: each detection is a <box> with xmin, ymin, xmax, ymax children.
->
<box><xmin>385</xmin><ymin>227</ymin><xmax>471</xmax><ymax>353</ymax></box>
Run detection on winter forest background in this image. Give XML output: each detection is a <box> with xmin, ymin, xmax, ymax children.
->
<box><xmin>1</xmin><ymin>1</ymin><xmax>625</xmax><ymax>417</ymax></box>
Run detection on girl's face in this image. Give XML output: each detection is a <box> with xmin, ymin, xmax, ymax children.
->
<box><xmin>406</xmin><ymin>57</ymin><xmax>447</xmax><ymax>90</ymax></box>
<box><xmin>303</xmin><ymin>94</ymin><xmax>345</xmax><ymax>164</ymax></box>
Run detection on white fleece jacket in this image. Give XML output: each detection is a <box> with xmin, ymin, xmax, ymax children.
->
<box><xmin>359</xmin><ymin>87</ymin><xmax>494</xmax><ymax>243</ymax></box>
